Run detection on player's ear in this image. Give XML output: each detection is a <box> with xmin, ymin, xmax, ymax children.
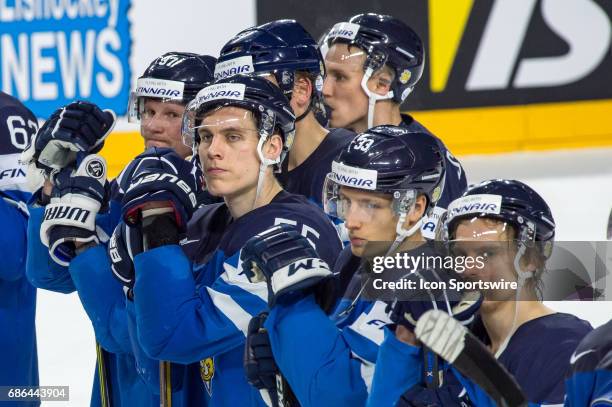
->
<box><xmin>293</xmin><ymin>74</ymin><xmax>312</xmax><ymax>104</ymax></box>
<box><xmin>403</xmin><ymin>194</ymin><xmax>427</xmax><ymax>227</ymax></box>
<box><xmin>263</xmin><ymin>133</ymin><xmax>283</xmax><ymax>161</ymax></box>
<box><xmin>371</xmin><ymin>66</ymin><xmax>394</xmax><ymax>96</ymax></box>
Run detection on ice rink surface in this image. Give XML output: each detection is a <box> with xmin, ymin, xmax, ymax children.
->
<box><xmin>36</xmin><ymin>147</ymin><xmax>612</xmax><ymax>406</ymax></box>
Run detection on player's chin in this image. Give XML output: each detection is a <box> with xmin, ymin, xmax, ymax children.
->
<box><xmin>145</xmin><ymin>139</ymin><xmax>172</xmax><ymax>149</ymax></box>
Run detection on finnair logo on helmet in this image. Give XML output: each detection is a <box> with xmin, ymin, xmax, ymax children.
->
<box><xmin>328</xmin><ymin>22</ymin><xmax>360</xmax><ymax>41</ymax></box>
<box><xmin>194</xmin><ymin>83</ymin><xmax>246</xmax><ymax>104</ymax></box>
<box><xmin>135</xmin><ymin>78</ymin><xmax>185</xmax><ymax>100</ymax></box>
<box><xmin>330</xmin><ymin>161</ymin><xmax>377</xmax><ymax>190</ymax></box>
<box><xmin>214</xmin><ymin>56</ymin><xmax>255</xmax><ymax>80</ymax></box>
<box><xmin>446</xmin><ymin>194</ymin><xmax>502</xmax><ymax>222</ymax></box>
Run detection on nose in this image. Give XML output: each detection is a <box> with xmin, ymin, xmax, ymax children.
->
<box><xmin>322</xmin><ymin>75</ymin><xmax>334</xmax><ymax>99</ymax></box>
<box><xmin>344</xmin><ymin>206</ymin><xmax>362</xmax><ymax>231</ymax></box>
<box><xmin>142</xmin><ymin>113</ymin><xmax>163</xmax><ymax>134</ymax></box>
<box><xmin>203</xmin><ymin>134</ymin><xmax>224</xmax><ymax>160</ymax></box>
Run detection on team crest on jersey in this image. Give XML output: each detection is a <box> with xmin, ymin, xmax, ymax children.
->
<box><xmin>200</xmin><ymin>357</ymin><xmax>215</xmax><ymax>396</ymax></box>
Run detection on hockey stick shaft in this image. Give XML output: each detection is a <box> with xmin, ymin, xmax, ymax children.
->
<box><xmin>159</xmin><ymin>361</ymin><xmax>172</xmax><ymax>407</ymax></box>
<box><xmin>415</xmin><ymin>310</ymin><xmax>528</xmax><ymax>407</ymax></box>
<box><xmin>96</xmin><ymin>342</ymin><xmax>112</xmax><ymax>407</ymax></box>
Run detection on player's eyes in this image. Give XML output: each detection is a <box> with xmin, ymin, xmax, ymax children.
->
<box><xmin>199</xmin><ymin>133</ymin><xmax>213</xmax><ymax>143</ymax></box>
<box><xmin>166</xmin><ymin>111</ymin><xmax>181</xmax><ymax>119</ymax></box>
<box><xmin>226</xmin><ymin>133</ymin><xmax>242</xmax><ymax>142</ymax></box>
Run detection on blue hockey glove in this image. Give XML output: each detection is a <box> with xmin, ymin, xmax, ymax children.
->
<box><xmin>33</xmin><ymin>101</ymin><xmax>115</xmax><ymax>175</ymax></box>
<box><xmin>108</xmin><ymin>220</ymin><xmax>143</xmax><ymax>292</ymax></box>
<box><xmin>119</xmin><ymin>147</ymin><xmax>202</xmax><ymax>234</ymax></box>
<box><xmin>240</xmin><ymin>224</ymin><xmax>336</xmax><ymax>312</ymax></box>
<box><xmin>40</xmin><ymin>154</ymin><xmax>110</xmax><ymax>266</ymax></box>
<box><xmin>244</xmin><ymin>312</ymin><xmax>299</xmax><ymax>407</ymax></box>
<box><xmin>244</xmin><ymin>312</ymin><xmax>278</xmax><ymax>390</ymax></box>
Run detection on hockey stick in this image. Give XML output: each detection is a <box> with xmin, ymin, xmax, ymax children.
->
<box><xmin>415</xmin><ymin>310</ymin><xmax>528</xmax><ymax>407</ymax></box>
<box><xmin>96</xmin><ymin>342</ymin><xmax>112</xmax><ymax>407</ymax></box>
<box><xmin>159</xmin><ymin>361</ymin><xmax>172</xmax><ymax>407</ymax></box>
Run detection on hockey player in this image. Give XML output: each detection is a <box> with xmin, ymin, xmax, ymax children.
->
<box><xmin>435</xmin><ymin>180</ymin><xmax>593</xmax><ymax>405</ymax></box>
<box><xmin>215</xmin><ymin>19</ymin><xmax>354</xmax><ymax>207</ymax></box>
<box><xmin>108</xmin><ymin>75</ymin><xmax>342</xmax><ymax>406</ymax></box>
<box><xmin>0</xmin><ymin>91</ymin><xmax>39</xmax><ymax>407</ymax></box>
<box><xmin>321</xmin><ymin>13</ymin><xmax>467</xmax><ymax>238</ymax></box>
<box><xmin>240</xmin><ymin>125</ymin><xmax>480</xmax><ymax>407</ymax></box>
<box><xmin>25</xmin><ymin>52</ymin><xmax>216</xmax><ymax>406</ymax></box>
<box><xmin>564</xmin><ymin>319</ymin><xmax>612</xmax><ymax>406</ymax></box>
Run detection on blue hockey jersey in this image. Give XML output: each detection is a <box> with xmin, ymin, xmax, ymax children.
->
<box><xmin>564</xmin><ymin>319</ymin><xmax>612</xmax><ymax>406</ymax></box>
<box><xmin>131</xmin><ymin>191</ymin><xmax>342</xmax><ymax>406</ymax></box>
<box><xmin>265</xmin><ymin>243</ymin><xmax>396</xmax><ymax>407</ymax></box>
<box><xmin>26</xmin><ymin>185</ymin><xmax>198</xmax><ymax>406</ymax></box>
<box><xmin>399</xmin><ymin>114</ymin><xmax>468</xmax><ymax>239</ymax></box>
<box><xmin>277</xmin><ymin>128</ymin><xmax>354</xmax><ymax>207</ymax></box>
<box><xmin>0</xmin><ymin>91</ymin><xmax>39</xmax><ymax>407</ymax></box>
<box><xmin>455</xmin><ymin>313</ymin><xmax>592</xmax><ymax>406</ymax></box>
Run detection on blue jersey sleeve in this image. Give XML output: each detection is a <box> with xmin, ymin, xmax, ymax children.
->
<box><xmin>0</xmin><ymin>197</ymin><xmax>28</xmax><ymax>281</ymax></box>
<box><xmin>25</xmin><ymin>206</ymin><xmax>75</xmax><ymax>293</ymax></box>
<box><xmin>132</xmin><ymin>245</ymin><xmax>268</xmax><ymax>364</ymax></box>
<box><xmin>265</xmin><ymin>296</ymin><xmax>391</xmax><ymax>407</ymax></box>
<box><xmin>68</xmin><ymin>245</ymin><xmax>131</xmax><ymax>354</ymax></box>
<box><xmin>366</xmin><ymin>327</ymin><xmax>422</xmax><ymax>407</ymax></box>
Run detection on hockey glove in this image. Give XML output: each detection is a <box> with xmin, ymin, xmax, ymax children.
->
<box><xmin>386</xmin><ymin>268</ymin><xmax>483</xmax><ymax>331</ymax></box>
<box><xmin>40</xmin><ymin>154</ymin><xmax>110</xmax><ymax>266</ymax></box>
<box><xmin>120</xmin><ymin>147</ymin><xmax>202</xmax><ymax>237</ymax></box>
<box><xmin>33</xmin><ymin>101</ymin><xmax>115</xmax><ymax>176</ymax></box>
<box><xmin>108</xmin><ymin>220</ymin><xmax>143</xmax><ymax>292</ymax></box>
<box><xmin>244</xmin><ymin>312</ymin><xmax>278</xmax><ymax>390</ymax></box>
<box><xmin>241</xmin><ymin>224</ymin><xmax>336</xmax><ymax>312</ymax></box>
<box><xmin>244</xmin><ymin>312</ymin><xmax>299</xmax><ymax>407</ymax></box>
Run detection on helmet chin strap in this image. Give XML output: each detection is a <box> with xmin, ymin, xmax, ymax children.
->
<box><xmin>386</xmin><ymin>205</ymin><xmax>423</xmax><ymax>256</ymax></box>
<box><xmin>255</xmin><ymin>133</ymin><xmax>280</xmax><ymax>210</ymax></box>
<box><xmin>494</xmin><ymin>241</ymin><xmax>532</xmax><ymax>358</ymax></box>
<box><xmin>360</xmin><ymin>67</ymin><xmax>394</xmax><ymax>129</ymax></box>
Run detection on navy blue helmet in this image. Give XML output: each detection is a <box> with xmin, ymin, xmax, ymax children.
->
<box><xmin>323</xmin><ymin>125</ymin><xmax>445</xmax><ymax>217</ymax></box>
<box><xmin>216</xmin><ymin>20</ymin><xmax>325</xmax><ymax>119</ymax></box>
<box><xmin>445</xmin><ymin>179</ymin><xmax>556</xmax><ymax>254</ymax></box>
<box><xmin>323</xmin><ymin>13</ymin><xmax>424</xmax><ymax>103</ymax></box>
<box><xmin>182</xmin><ymin>75</ymin><xmax>296</xmax><ymax>166</ymax></box>
<box><xmin>128</xmin><ymin>52</ymin><xmax>217</xmax><ymax>122</ymax></box>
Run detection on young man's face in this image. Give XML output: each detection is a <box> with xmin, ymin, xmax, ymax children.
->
<box><xmin>323</xmin><ymin>43</ymin><xmax>370</xmax><ymax>130</ymax></box>
<box><xmin>339</xmin><ymin>186</ymin><xmax>398</xmax><ymax>257</ymax></box>
<box><xmin>197</xmin><ymin>106</ymin><xmax>263</xmax><ymax>199</ymax></box>
<box><xmin>140</xmin><ymin>98</ymin><xmax>191</xmax><ymax>158</ymax></box>
<box><xmin>452</xmin><ymin>218</ymin><xmax>519</xmax><ymax>304</ymax></box>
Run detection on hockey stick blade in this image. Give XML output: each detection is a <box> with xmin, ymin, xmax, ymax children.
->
<box><xmin>415</xmin><ymin>310</ymin><xmax>528</xmax><ymax>407</ymax></box>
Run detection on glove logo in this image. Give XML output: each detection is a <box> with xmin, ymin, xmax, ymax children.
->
<box><xmin>199</xmin><ymin>357</ymin><xmax>215</xmax><ymax>396</ymax></box>
<box><xmin>287</xmin><ymin>258</ymin><xmax>329</xmax><ymax>277</ymax></box>
<box><xmin>44</xmin><ymin>204</ymin><xmax>91</xmax><ymax>223</ymax></box>
<box><xmin>86</xmin><ymin>159</ymin><xmax>105</xmax><ymax>179</ymax></box>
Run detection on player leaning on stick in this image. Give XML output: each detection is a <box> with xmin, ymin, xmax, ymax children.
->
<box><xmin>239</xmin><ymin>125</ymin><xmax>481</xmax><ymax>406</ymax></box>
<box><xmin>372</xmin><ymin>180</ymin><xmax>593</xmax><ymax>406</ymax></box>
<box><xmin>108</xmin><ymin>75</ymin><xmax>342</xmax><ymax>406</ymax></box>
<box><xmin>24</xmin><ymin>52</ymin><xmax>216</xmax><ymax>406</ymax></box>
<box><xmin>320</xmin><ymin>13</ymin><xmax>467</xmax><ymax>240</ymax></box>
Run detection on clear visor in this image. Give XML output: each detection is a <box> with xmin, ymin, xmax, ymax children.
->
<box><xmin>182</xmin><ymin>103</ymin><xmax>260</xmax><ymax>148</ymax></box>
<box><xmin>323</xmin><ymin>174</ymin><xmax>416</xmax><ymax>223</ymax></box>
<box><xmin>127</xmin><ymin>78</ymin><xmax>185</xmax><ymax>123</ymax></box>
